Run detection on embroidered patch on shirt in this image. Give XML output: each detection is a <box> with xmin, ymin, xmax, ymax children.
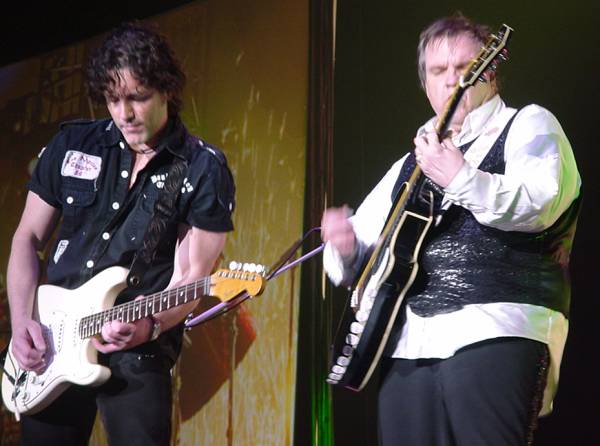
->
<box><xmin>54</xmin><ymin>239</ymin><xmax>69</xmax><ymax>263</ymax></box>
<box><xmin>181</xmin><ymin>177</ymin><xmax>194</xmax><ymax>194</ymax></box>
<box><xmin>61</xmin><ymin>150</ymin><xmax>102</xmax><ymax>180</ymax></box>
<box><xmin>151</xmin><ymin>173</ymin><xmax>167</xmax><ymax>189</ymax></box>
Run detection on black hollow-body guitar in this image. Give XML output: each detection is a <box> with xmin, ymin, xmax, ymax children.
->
<box><xmin>327</xmin><ymin>24</ymin><xmax>513</xmax><ymax>391</ymax></box>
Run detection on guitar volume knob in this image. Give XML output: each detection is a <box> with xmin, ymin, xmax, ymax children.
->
<box><xmin>328</xmin><ymin>372</ymin><xmax>342</xmax><ymax>381</ymax></box>
<box><xmin>332</xmin><ymin>365</ymin><xmax>346</xmax><ymax>374</ymax></box>
<box><xmin>350</xmin><ymin>322</ymin><xmax>364</xmax><ymax>335</ymax></box>
<box><xmin>346</xmin><ymin>333</ymin><xmax>360</xmax><ymax>346</ymax></box>
<box><xmin>342</xmin><ymin>345</ymin><xmax>354</xmax><ymax>356</ymax></box>
<box><xmin>355</xmin><ymin>310</ymin><xmax>369</xmax><ymax>322</ymax></box>
<box><xmin>337</xmin><ymin>356</ymin><xmax>350</xmax><ymax>366</ymax></box>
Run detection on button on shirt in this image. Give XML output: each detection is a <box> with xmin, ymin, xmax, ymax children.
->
<box><xmin>323</xmin><ymin>95</ymin><xmax>581</xmax><ymax>415</ymax></box>
<box><xmin>28</xmin><ymin>117</ymin><xmax>235</xmax><ymax>303</ymax></box>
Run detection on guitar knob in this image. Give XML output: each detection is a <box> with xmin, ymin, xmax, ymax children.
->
<box><xmin>350</xmin><ymin>322</ymin><xmax>364</xmax><ymax>335</ymax></box>
<box><xmin>342</xmin><ymin>345</ymin><xmax>354</xmax><ymax>356</ymax></box>
<box><xmin>361</xmin><ymin>298</ymin><xmax>374</xmax><ymax>311</ymax></box>
<box><xmin>337</xmin><ymin>356</ymin><xmax>351</xmax><ymax>366</ymax></box>
<box><xmin>328</xmin><ymin>372</ymin><xmax>342</xmax><ymax>381</ymax></box>
<box><xmin>355</xmin><ymin>310</ymin><xmax>369</xmax><ymax>322</ymax></box>
<box><xmin>332</xmin><ymin>365</ymin><xmax>346</xmax><ymax>374</ymax></box>
<box><xmin>346</xmin><ymin>333</ymin><xmax>360</xmax><ymax>346</ymax></box>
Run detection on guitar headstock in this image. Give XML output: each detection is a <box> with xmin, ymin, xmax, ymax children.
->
<box><xmin>460</xmin><ymin>24</ymin><xmax>513</xmax><ymax>89</ymax></box>
<box><xmin>209</xmin><ymin>261</ymin><xmax>266</xmax><ymax>302</ymax></box>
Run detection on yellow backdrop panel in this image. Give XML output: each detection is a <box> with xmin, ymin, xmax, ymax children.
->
<box><xmin>0</xmin><ymin>1</ymin><xmax>308</xmax><ymax>445</ymax></box>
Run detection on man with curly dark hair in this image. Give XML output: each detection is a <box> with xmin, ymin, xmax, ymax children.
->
<box><xmin>6</xmin><ymin>21</ymin><xmax>235</xmax><ymax>445</ymax></box>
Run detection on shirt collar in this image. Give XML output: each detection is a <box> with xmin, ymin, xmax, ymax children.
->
<box><xmin>418</xmin><ymin>94</ymin><xmax>505</xmax><ymax>146</ymax></box>
<box><xmin>100</xmin><ymin>116</ymin><xmax>189</xmax><ymax>160</ymax></box>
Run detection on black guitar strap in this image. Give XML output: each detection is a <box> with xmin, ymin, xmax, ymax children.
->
<box><xmin>127</xmin><ymin>157</ymin><xmax>188</xmax><ymax>288</ymax></box>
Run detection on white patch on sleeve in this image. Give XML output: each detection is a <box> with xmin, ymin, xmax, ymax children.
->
<box><xmin>54</xmin><ymin>240</ymin><xmax>69</xmax><ymax>264</ymax></box>
<box><xmin>181</xmin><ymin>177</ymin><xmax>194</xmax><ymax>194</ymax></box>
<box><xmin>61</xmin><ymin>150</ymin><xmax>102</xmax><ymax>180</ymax></box>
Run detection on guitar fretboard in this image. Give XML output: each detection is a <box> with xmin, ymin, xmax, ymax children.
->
<box><xmin>78</xmin><ymin>277</ymin><xmax>211</xmax><ymax>338</ymax></box>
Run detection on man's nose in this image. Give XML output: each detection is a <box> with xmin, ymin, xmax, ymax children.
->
<box><xmin>118</xmin><ymin>101</ymin><xmax>134</xmax><ymax>121</ymax></box>
<box><xmin>446</xmin><ymin>69</ymin><xmax>460</xmax><ymax>87</ymax></box>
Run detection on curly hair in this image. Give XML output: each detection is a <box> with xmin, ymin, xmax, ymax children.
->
<box><xmin>85</xmin><ymin>21</ymin><xmax>186</xmax><ymax>116</ymax></box>
<box><xmin>417</xmin><ymin>13</ymin><xmax>491</xmax><ymax>90</ymax></box>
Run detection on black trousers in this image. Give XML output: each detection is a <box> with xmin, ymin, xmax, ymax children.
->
<box><xmin>378</xmin><ymin>337</ymin><xmax>549</xmax><ymax>446</ymax></box>
<box><xmin>20</xmin><ymin>351</ymin><xmax>173</xmax><ymax>446</ymax></box>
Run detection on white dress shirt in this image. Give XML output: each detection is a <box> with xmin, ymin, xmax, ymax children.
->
<box><xmin>324</xmin><ymin>95</ymin><xmax>581</xmax><ymax>415</ymax></box>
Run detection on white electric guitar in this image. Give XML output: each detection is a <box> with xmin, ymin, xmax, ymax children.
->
<box><xmin>1</xmin><ymin>263</ymin><xmax>265</xmax><ymax>417</ymax></box>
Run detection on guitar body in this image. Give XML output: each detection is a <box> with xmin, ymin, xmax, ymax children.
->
<box><xmin>2</xmin><ymin>266</ymin><xmax>129</xmax><ymax>415</ymax></box>
<box><xmin>328</xmin><ymin>200</ymin><xmax>433</xmax><ymax>391</ymax></box>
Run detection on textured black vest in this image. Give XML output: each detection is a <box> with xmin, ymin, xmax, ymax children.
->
<box><xmin>391</xmin><ymin>117</ymin><xmax>580</xmax><ymax>318</ymax></box>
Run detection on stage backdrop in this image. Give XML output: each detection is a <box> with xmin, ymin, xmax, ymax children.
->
<box><xmin>0</xmin><ymin>1</ymin><xmax>308</xmax><ymax>444</ymax></box>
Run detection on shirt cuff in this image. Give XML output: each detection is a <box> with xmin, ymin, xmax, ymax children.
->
<box><xmin>443</xmin><ymin>161</ymin><xmax>476</xmax><ymax>197</ymax></box>
<box><xmin>323</xmin><ymin>240</ymin><xmax>367</xmax><ymax>288</ymax></box>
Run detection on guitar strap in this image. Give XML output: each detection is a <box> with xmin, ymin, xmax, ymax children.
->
<box><xmin>127</xmin><ymin>157</ymin><xmax>188</xmax><ymax>288</ymax></box>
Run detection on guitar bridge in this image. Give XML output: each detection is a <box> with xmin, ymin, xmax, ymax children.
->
<box><xmin>11</xmin><ymin>371</ymin><xmax>27</xmax><ymax>400</ymax></box>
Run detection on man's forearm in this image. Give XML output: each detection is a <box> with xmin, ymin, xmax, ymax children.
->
<box><xmin>7</xmin><ymin>234</ymin><xmax>42</xmax><ymax>325</ymax></box>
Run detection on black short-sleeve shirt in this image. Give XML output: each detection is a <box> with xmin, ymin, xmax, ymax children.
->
<box><xmin>28</xmin><ymin>117</ymin><xmax>235</xmax><ymax>359</ymax></box>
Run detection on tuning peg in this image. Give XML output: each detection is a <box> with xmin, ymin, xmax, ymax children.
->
<box><xmin>478</xmin><ymin>75</ymin><xmax>487</xmax><ymax>83</ymax></box>
<box><xmin>498</xmin><ymin>49</ymin><xmax>509</xmax><ymax>61</ymax></box>
<box><xmin>255</xmin><ymin>264</ymin><xmax>265</xmax><ymax>274</ymax></box>
<box><xmin>229</xmin><ymin>261</ymin><xmax>239</xmax><ymax>270</ymax></box>
<box><xmin>489</xmin><ymin>63</ymin><xmax>498</xmax><ymax>72</ymax></box>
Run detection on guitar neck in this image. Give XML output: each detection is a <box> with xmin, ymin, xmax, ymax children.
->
<box><xmin>354</xmin><ymin>78</ymin><xmax>468</xmax><ymax>293</ymax></box>
<box><xmin>435</xmin><ymin>86</ymin><xmax>466</xmax><ymax>139</ymax></box>
<box><xmin>79</xmin><ymin>276</ymin><xmax>211</xmax><ymax>338</ymax></box>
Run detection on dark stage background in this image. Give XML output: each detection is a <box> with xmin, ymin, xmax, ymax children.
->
<box><xmin>1</xmin><ymin>1</ymin><xmax>599</xmax><ymax>445</ymax></box>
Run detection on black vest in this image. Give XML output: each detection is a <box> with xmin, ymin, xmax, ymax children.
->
<box><xmin>392</xmin><ymin>117</ymin><xmax>580</xmax><ymax>318</ymax></box>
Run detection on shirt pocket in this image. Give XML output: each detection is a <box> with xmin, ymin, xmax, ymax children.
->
<box><xmin>140</xmin><ymin>186</ymin><xmax>160</xmax><ymax>215</ymax></box>
<box><xmin>61</xmin><ymin>184</ymin><xmax>97</xmax><ymax>237</ymax></box>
